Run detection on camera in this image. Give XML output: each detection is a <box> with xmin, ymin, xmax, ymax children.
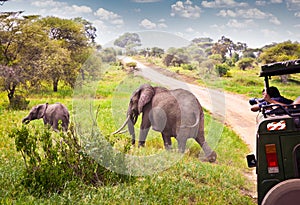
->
<box><xmin>249</xmin><ymin>98</ymin><xmax>264</xmax><ymax>105</ymax></box>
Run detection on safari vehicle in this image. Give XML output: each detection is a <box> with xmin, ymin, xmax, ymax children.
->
<box><xmin>247</xmin><ymin>59</ymin><xmax>300</xmax><ymax>205</ymax></box>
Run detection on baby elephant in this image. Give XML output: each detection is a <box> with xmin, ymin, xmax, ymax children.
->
<box><xmin>22</xmin><ymin>103</ymin><xmax>70</xmax><ymax>132</ymax></box>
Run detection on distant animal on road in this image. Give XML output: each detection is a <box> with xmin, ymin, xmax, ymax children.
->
<box><xmin>22</xmin><ymin>103</ymin><xmax>69</xmax><ymax>132</ymax></box>
<box><xmin>113</xmin><ymin>84</ymin><xmax>217</xmax><ymax>162</ymax></box>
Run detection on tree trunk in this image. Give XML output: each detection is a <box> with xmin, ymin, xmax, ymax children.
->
<box><xmin>280</xmin><ymin>75</ymin><xmax>288</xmax><ymax>84</ymax></box>
<box><xmin>53</xmin><ymin>79</ymin><xmax>58</xmax><ymax>92</ymax></box>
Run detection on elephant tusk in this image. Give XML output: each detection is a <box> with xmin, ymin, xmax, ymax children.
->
<box><xmin>111</xmin><ymin>115</ymin><xmax>130</xmax><ymax>135</ymax></box>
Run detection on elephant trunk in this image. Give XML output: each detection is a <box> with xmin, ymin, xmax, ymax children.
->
<box><xmin>22</xmin><ymin>116</ymin><xmax>30</xmax><ymax>124</ymax></box>
<box><xmin>128</xmin><ymin>115</ymin><xmax>136</xmax><ymax>145</ymax></box>
<box><xmin>128</xmin><ymin>109</ymin><xmax>139</xmax><ymax>145</ymax></box>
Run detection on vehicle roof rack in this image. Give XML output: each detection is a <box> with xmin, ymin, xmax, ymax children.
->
<box><xmin>260</xmin><ymin>59</ymin><xmax>300</xmax><ymax>77</ymax></box>
<box><xmin>259</xmin><ymin>59</ymin><xmax>300</xmax><ymax>90</ymax></box>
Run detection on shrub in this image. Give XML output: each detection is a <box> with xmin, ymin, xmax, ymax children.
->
<box><xmin>215</xmin><ymin>63</ymin><xmax>230</xmax><ymax>77</ymax></box>
<box><xmin>9</xmin><ymin>124</ymin><xmax>133</xmax><ymax>196</ymax></box>
<box><xmin>126</xmin><ymin>62</ymin><xmax>137</xmax><ymax>69</ymax></box>
<box><xmin>9</xmin><ymin>95</ymin><xmax>29</xmax><ymax>110</ymax></box>
<box><xmin>181</xmin><ymin>64</ymin><xmax>196</xmax><ymax>71</ymax></box>
<box><xmin>237</xmin><ymin>58</ymin><xmax>255</xmax><ymax>70</ymax></box>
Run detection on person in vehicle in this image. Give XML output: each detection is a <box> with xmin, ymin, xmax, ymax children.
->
<box><xmin>250</xmin><ymin>86</ymin><xmax>293</xmax><ymax>112</ymax></box>
<box><xmin>264</xmin><ymin>95</ymin><xmax>300</xmax><ymax>106</ymax></box>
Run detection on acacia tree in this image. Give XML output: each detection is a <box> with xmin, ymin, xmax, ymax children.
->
<box><xmin>259</xmin><ymin>41</ymin><xmax>300</xmax><ymax>83</ymax></box>
<box><xmin>114</xmin><ymin>32</ymin><xmax>141</xmax><ymax>55</ymax></box>
<box><xmin>0</xmin><ymin>12</ymin><xmax>47</xmax><ymax>105</ymax></box>
<box><xmin>38</xmin><ymin>16</ymin><xmax>91</xmax><ymax>91</ymax></box>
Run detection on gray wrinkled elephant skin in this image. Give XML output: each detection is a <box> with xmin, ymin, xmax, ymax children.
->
<box><xmin>22</xmin><ymin>102</ymin><xmax>70</xmax><ymax>132</ymax></box>
<box><xmin>116</xmin><ymin>84</ymin><xmax>217</xmax><ymax>163</ymax></box>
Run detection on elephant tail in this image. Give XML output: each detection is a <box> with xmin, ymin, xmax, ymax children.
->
<box><xmin>180</xmin><ymin>113</ymin><xmax>199</xmax><ymax>128</ymax></box>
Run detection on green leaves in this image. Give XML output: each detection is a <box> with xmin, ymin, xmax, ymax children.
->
<box><xmin>8</xmin><ymin>124</ymin><xmax>132</xmax><ymax>196</ymax></box>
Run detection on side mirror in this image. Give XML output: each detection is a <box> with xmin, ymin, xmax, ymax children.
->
<box><xmin>246</xmin><ymin>154</ymin><xmax>256</xmax><ymax>168</ymax></box>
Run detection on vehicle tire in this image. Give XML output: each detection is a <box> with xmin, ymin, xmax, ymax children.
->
<box><xmin>262</xmin><ymin>179</ymin><xmax>300</xmax><ymax>205</ymax></box>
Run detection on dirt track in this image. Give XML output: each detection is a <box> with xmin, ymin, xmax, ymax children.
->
<box><xmin>120</xmin><ymin>56</ymin><xmax>258</xmax><ymax>154</ymax></box>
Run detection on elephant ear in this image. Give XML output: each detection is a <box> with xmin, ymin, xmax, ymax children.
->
<box><xmin>138</xmin><ymin>85</ymin><xmax>154</xmax><ymax>113</ymax></box>
<box><xmin>37</xmin><ymin>103</ymin><xmax>48</xmax><ymax>118</ymax></box>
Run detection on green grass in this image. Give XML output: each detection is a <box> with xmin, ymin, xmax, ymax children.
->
<box><xmin>0</xmin><ymin>64</ymin><xmax>255</xmax><ymax>204</ymax></box>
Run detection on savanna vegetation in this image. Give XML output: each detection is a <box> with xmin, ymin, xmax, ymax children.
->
<box><xmin>1</xmin><ymin>11</ymin><xmax>300</xmax><ymax>205</ymax></box>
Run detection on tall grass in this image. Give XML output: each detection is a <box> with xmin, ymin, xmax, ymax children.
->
<box><xmin>0</xmin><ymin>64</ymin><xmax>255</xmax><ymax>204</ymax></box>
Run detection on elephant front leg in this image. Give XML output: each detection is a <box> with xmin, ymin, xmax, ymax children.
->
<box><xmin>138</xmin><ymin>128</ymin><xmax>150</xmax><ymax>147</ymax></box>
<box><xmin>138</xmin><ymin>112</ymin><xmax>151</xmax><ymax>147</ymax></box>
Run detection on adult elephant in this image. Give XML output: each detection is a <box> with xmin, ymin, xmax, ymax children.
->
<box><xmin>113</xmin><ymin>84</ymin><xmax>217</xmax><ymax>162</ymax></box>
<box><xmin>22</xmin><ymin>102</ymin><xmax>70</xmax><ymax>132</ymax></box>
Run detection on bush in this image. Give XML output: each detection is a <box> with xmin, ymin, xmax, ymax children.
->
<box><xmin>181</xmin><ymin>64</ymin><xmax>196</xmax><ymax>71</ymax></box>
<box><xmin>215</xmin><ymin>64</ymin><xmax>230</xmax><ymax>77</ymax></box>
<box><xmin>9</xmin><ymin>124</ymin><xmax>133</xmax><ymax>196</ymax></box>
<box><xmin>9</xmin><ymin>95</ymin><xmax>29</xmax><ymax>110</ymax></box>
<box><xmin>126</xmin><ymin>62</ymin><xmax>137</xmax><ymax>69</ymax></box>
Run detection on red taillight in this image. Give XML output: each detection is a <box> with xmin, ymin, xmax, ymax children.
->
<box><xmin>265</xmin><ymin>144</ymin><xmax>279</xmax><ymax>174</ymax></box>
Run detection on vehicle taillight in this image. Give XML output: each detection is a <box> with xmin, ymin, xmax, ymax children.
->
<box><xmin>265</xmin><ymin>144</ymin><xmax>279</xmax><ymax>174</ymax></box>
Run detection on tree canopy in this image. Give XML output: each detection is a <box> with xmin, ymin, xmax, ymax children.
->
<box><xmin>0</xmin><ymin>12</ymin><xmax>100</xmax><ymax>108</ymax></box>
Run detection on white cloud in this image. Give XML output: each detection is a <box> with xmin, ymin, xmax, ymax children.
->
<box><xmin>261</xmin><ymin>28</ymin><xmax>277</xmax><ymax>37</ymax></box>
<box><xmin>139</xmin><ymin>19</ymin><xmax>157</xmax><ymax>29</ymax></box>
<box><xmin>185</xmin><ymin>27</ymin><xmax>194</xmax><ymax>32</ymax></box>
<box><xmin>296</xmin><ymin>12</ymin><xmax>300</xmax><ymax>17</ymax></box>
<box><xmin>218</xmin><ymin>8</ymin><xmax>268</xmax><ymax>19</ymax></box>
<box><xmin>71</xmin><ymin>5</ymin><xmax>92</xmax><ymax>13</ymax></box>
<box><xmin>158</xmin><ymin>23</ymin><xmax>168</xmax><ymax>28</ymax></box>
<box><xmin>95</xmin><ymin>8</ymin><xmax>120</xmax><ymax>20</ymax></box>
<box><xmin>201</xmin><ymin>0</ymin><xmax>248</xmax><ymax>8</ymax></box>
<box><xmin>31</xmin><ymin>0</ymin><xmax>92</xmax><ymax>16</ymax></box>
<box><xmin>157</xmin><ymin>19</ymin><xmax>167</xmax><ymax>28</ymax></box>
<box><xmin>217</xmin><ymin>8</ymin><xmax>281</xmax><ymax>25</ymax></box>
<box><xmin>269</xmin><ymin>15</ymin><xmax>281</xmax><ymax>25</ymax></box>
<box><xmin>92</xmin><ymin>20</ymin><xmax>107</xmax><ymax>31</ymax></box>
<box><xmin>31</xmin><ymin>0</ymin><xmax>66</xmax><ymax>7</ymax></box>
<box><xmin>286</xmin><ymin>0</ymin><xmax>300</xmax><ymax>10</ymax></box>
<box><xmin>170</xmin><ymin>0</ymin><xmax>201</xmax><ymax>19</ymax></box>
<box><xmin>94</xmin><ymin>8</ymin><xmax>124</xmax><ymax>26</ymax></box>
<box><xmin>217</xmin><ymin>9</ymin><xmax>236</xmax><ymax>17</ymax></box>
<box><xmin>271</xmin><ymin>0</ymin><xmax>283</xmax><ymax>3</ymax></box>
<box><xmin>238</xmin><ymin>8</ymin><xmax>269</xmax><ymax>19</ymax></box>
<box><xmin>255</xmin><ymin>1</ymin><xmax>267</xmax><ymax>6</ymax></box>
<box><xmin>226</xmin><ymin>19</ymin><xmax>254</xmax><ymax>28</ymax></box>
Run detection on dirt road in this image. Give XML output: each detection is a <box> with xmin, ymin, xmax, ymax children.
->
<box><xmin>120</xmin><ymin>56</ymin><xmax>258</xmax><ymax>153</ymax></box>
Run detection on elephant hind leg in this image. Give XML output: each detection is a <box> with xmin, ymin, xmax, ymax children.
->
<box><xmin>195</xmin><ymin>134</ymin><xmax>217</xmax><ymax>163</ymax></box>
<box><xmin>52</xmin><ymin>120</ymin><xmax>59</xmax><ymax>132</ymax></box>
<box><xmin>162</xmin><ymin>134</ymin><xmax>172</xmax><ymax>150</ymax></box>
<box><xmin>177</xmin><ymin>137</ymin><xmax>187</xmax><ymax>153</ymax></box>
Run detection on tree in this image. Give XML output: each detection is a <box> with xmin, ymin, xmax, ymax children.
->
<box><xmin>0</xmin><ymin>12</ymin><xmax>47</xmax><ymax>105</ymax></box>
<box><xmin>114</xmin><ymin>32</ymin><xmax>141</xmax><ymax>55</ymax></box>
<box><xmin>99</xmin><ymin>47</ymin><xmax>116</xmax><ymax>63</ymax></box>
<box><xmin>38</xmin><ymin>16</ymin><xmax>91</xmax><ymax>90</ymax></box>
<box><xmin>237</xmin><ymin>58</ymin><xmax>255</xmax><ymax>70</ymax></box>
<box><xmin>0</xmin><ymin>65</ymin><xmax>27</xmax><ymax>108</ymax></box>
<box><xmin>259</xmin><ymin>41</ymin><xmax>300</xmax><ymax>64</ymax></box>
<box><xmin>259</xmin><ymin>41</ymin><xmax>300</xmax><ymax>83</ymax></box>
<box><xmin>73</xmin><ymin>17</ymin><xmax>97</xmax><ymax>44</ymax></box>
<box><xmin>151</xmin><ymin>47</ymin><xmax>164</xmax><ymax>57</ymax></box>
<box><xmin>39</xmin><ymin>40</ymin><xmax>72</xmax><ymax>92</ymax></box>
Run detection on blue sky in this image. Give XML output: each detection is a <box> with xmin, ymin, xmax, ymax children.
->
<box><xmin>1</xmin><ymin>0</ymin><xmax>300</xmax><ymax>48</ymax></box>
